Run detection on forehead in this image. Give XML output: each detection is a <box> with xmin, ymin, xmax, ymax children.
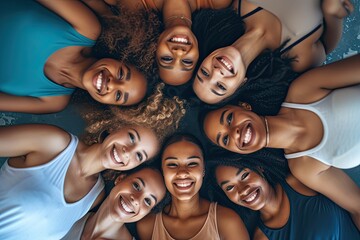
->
<box><xmin>162</xmin><ymin>140</ymin><xmax>203</xmax><ymax>159</ymax></box>
<box><xmin>159</xmin><ymin>68</ymin><xmax>192</xmax><ymax>86</ymax></box>
<box><xmin>215</xmin><ymin>165</ymin><xmax>239</xmax><ymax>181</ymax></box>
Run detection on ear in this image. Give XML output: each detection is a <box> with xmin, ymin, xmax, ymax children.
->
<box><xmin>114</xmin><ymin>173</ymin><xmax>127</xmax><ymax>185</ymax></box>
<box><xmin>98</xmin><ymin>129</ymin><xmax>110</xmax><ymax>143</ymax></box>
<box><xmin>238</xmin><ymin>102</ymin><xmax>252</xmax><ymax>111</ymax></box>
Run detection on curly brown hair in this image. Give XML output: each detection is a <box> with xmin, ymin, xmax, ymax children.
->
<box><xmin>92</xmin><ymin>6</ymin><xmax>163</xmax><ymax>82</ymax></box>
<box><xmin>81</xmin><ymin>83</ymin><xmax>186</xmax><ymax>146</ymax></box>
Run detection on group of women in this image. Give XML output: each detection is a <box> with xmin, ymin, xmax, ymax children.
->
<box><xmin>0</xmin><ymin>0</ymin><xmax>359</xmax><ymax>239</ymax></box>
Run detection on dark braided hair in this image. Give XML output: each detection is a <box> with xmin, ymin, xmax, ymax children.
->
<box><xmin>204</xmin><ymin>147</ymin><xmax>289</xmax><ymax>234</ymax></box>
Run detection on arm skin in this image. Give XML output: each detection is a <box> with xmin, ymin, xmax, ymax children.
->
<box><xmin>217</xmin><ymin>204</ymin><xmax>250</xmax><ymax>240</ymax></box>
<box><xmin>286</xmin><ymin>53</ymin><xmax>360</xmax><ymax>104</ymax></box>
<box><xmin>0</xmin><ymin>92</ymin><xmax>70</xmax><ymax>114</ymax></box>
<box><xmin>0</xmin><ymin>124</ymin><xmax>71</xmax><ymax>167</ymax></box>
<box><xmin>36</xmin><ymin>0</ymin><xmax>101</xmax><ymax>40</ymax></box>
<box><xmin>81</xmin><ymin>0</ymin><xmax>115</xmax><ymax>16</ymax></box>
<box><xmin>289</xmin><ymin>157</ymin><xmax>360</xmax><ymax>230</ymax></box>
<box><xmin>253</xmin><ymin>228</ymin><xmax>268</xmax><ymax>240</ymax></box>
<box><xmin>136</xmin><ymin>213</ymin><xmax>157</xmax><ymax>240</ymax></box>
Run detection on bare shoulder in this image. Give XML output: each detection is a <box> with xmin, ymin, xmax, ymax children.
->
<box><xmin>253</xmin><ymin>227</ymin><xmax>268</xmax><ymax>240</ymax></box>
<box><xmin>136</xmin><ymin>213</ymin><xmax>157</xmax><ymax>240</ymax></box>
<box><xmin>216</xmin><ymin>204</ymin><xmax>250</xmax><ymax>240</ymax></box>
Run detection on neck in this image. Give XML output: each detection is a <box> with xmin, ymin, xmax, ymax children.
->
<box><xmin>167</xmin><ymin>194</ymin><xmax>202</xmax><ymax>219</ymax></box>
<box><xmin>82</xmin><ymin>198</ymin><xmax>126</xmax><ymax>239</ymax></box>
<box><xmin>64</xmin><ymin>56</ymin><xmax>97</xmax><ymax>89</ymax></box>
<box><xmin>231</xmin><ymin>28</ymin><xmax>267</xmax><ymax>70</ymax></box>
<box><xmin>259</xmin><ymin>183</ymin><xmax>285</xmax><ymax>221</ymax></box>
<box><xmin>265</xmin><ymin>113</ymin><xmax>304</xmax><ymax>151</ymax></box>
<box><xmin>76</xmin><ymin>142</ymin><xmax>106</xmax><ymax>178</ymax></box>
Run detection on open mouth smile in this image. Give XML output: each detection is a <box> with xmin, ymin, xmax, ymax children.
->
<box><xmin>241</xmin><ymin>188</ymin><xmax>260</xmax><ymax>204</ymax></box>
<box><xmin>169</xmin><ymin>35</ymin><xmax>191</xmax><ymax>45</ymax></box>
<box><xmin>119</xmin><ymin>196</ymin><xmax>135</xmax><ymax>214</ymax></box>
<box><xmin>111</xmin><ymin>145</ymin><xmax>124</xmax><ymax>166</ymax></box>
<box><xmin>216</xmin><ymin>56</ymin><xmax>234</xmax><ymax>74</ymax></box>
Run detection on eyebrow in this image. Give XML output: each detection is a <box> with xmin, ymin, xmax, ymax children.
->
<box><xmin>164</xmin><ymin>157</ymin><xmax>178</xmax><ymax>161</ymax></box>
<box><xmin>211</xmin><ymin>89</ymin><xmax>225</xmax><ymax>96</ymax></box>
<box><xmin>123</xmin><ymin>92</ymin><xmax>129</xmax><ymax>105</ymax></box>
<box><xmin>138</xmin><ymin>177</ymin><xmax>158</xmax><ymax>203</ymax></box>
<box><xmin>219</xmin><ymin>168</ymin><xmax>242</xmax><ymax>187</ymax></box>
<box><xmin>125</xmin><ymin>65</ymin><xmax>131</xmax><ymax>81</ymax></box>
<box><xmin>216</xmin><ymin>110</ymin><xmax>228</xmax><ymax>145</ymax></box>
<box><xmin>196</xmin><ymin>74</ymin><xmax>203</xmax><ymax>83</ymax></box>
<box><xmin>158</xmin><ymin>62</ymin><xmax>193</xmax><ymax>71</ymax></box>
<box><xmin>188</xmin><ymin>155</ymin><xmax>201</xmax><ymax>159</ymax></box>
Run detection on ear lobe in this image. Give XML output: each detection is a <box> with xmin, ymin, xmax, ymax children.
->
<box><xmin>114</xmin><ymin>173</ymin><xmax>127</xmax><ymax>185</ymax></box>
<box><xmin>238</xmin><ymin>102</ymin><xmax>252</xmax><ymax>111</ymax></box>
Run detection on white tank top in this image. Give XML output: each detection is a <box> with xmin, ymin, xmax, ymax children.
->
<box><xmin>284</xmin><ymin>85</ymin><xmax>360</xmax><ymax>169</ymax></box>
<box><xmin>0</xmin><ymin>134</ymin><xmax>104</xmax><ymax>240</ymax></box>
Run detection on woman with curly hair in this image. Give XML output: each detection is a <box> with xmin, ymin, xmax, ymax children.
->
<box><xmin>0</xmin><ymin>0</ymin><xmax>155</xmax><ymax>113</ymax></box>
<box><xmin>83</xmin><ymin>0</ymin><xmax>235</xmax><ymax>86</ymax></box>
<box><xmin>192</xmin><ymin>0</ymin><xmax>354</xmax><ymax>104</ymax></box>
<box><xmin>210</xmin><ymin>149</ymin><xmax>360</xmax><ymax>239</ymax></box>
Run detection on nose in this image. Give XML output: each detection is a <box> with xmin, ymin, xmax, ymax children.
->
<box><xmin>130</xmin><ymin>193</ymin><xmax>139</xmax><ymax>207</ymax></box>
<box><xmin>230</xmin><ymin>126</ymin><xmax>241</xmax><ymax>141</ymax></box>
<box><xmin>106</xmin><ymin>74</ymin><xmax>125</xmax><ymax>92</ymax></box>
<box><xmin>170</xmin><ymin>44</ymin><xmax>190</xmax><ymax>55</ymax></box>
<box><xmin>238</xmin><ymin>184</ymin><xmax>250</xmax><ymax>197</ymax></box>
<box><xmin>121</xmin><ymin>146</ymin><xmax>130</xmax><ymax>165</ymax></box>
<box><xmin>176</xmin><ymin>166</ymin><xmax>189</xmax><ymax>178</ymax></box>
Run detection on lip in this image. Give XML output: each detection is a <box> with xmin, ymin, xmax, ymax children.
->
<box><xmin>241</xmin><ymin>187</ymin><xmax>260</xmax><ymax>205</ymax></box>
<box><xmin>173</xmin><ymin>179</ymin><xmax>194</xmax><ymax>191</ymax></box>
<box><xmin>168</xmin><ymin>34</ymin><xmax>191</xmax><ymax>45</ymax></box>
<box><xmin>111</xmin><ymin>145</ymin><xmax>124</xmax><ymax>166</ymax></box>
<box><xmin>236</xmin><ymin>122</ymin><xmax>255</xmax><ymax>150</ymax></box>
<box><xmin>216</xmin><ymin>56</ymin><xmax>234</xmax><ymax>74</ymax></box>
<box><xmin>93</xmin><ymin>70</ymin><xmax>108</xmax><ymax>95</ymax></box>
<box><xmin>119</xmin><ymin>196</ymin><xmax>135</xmax><ymax>215</ymax></box>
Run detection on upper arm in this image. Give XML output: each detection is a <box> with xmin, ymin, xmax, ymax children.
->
<box><xmin>286</xmin><ymin>54</ymin><xmax>360</xmax><ymax>103</ymax></box>
<box><xmin>36</xmin><ymin>0</ymin><xmax>101</xmax><ymax>40</ymax></box>
<box><xmin>217</xmin><ymin>205</ymin><xmax>250</xmax><ymax>240</ymax></box>
<box><xmin>81</xmin><ymin>0</ymin><xmax>115</xmax><ymax>16</ymax></box>
<box><xmin>0</xmin><ymin>124</ymin><xmax>71</xmax><ymax>166</ymax></box>
<box><xmin>289</xmin><ymin>158</ymin><xmax>360</xmax><ymax>215</ymax></box>
<box><xmin>253</xmin><ymin>227</ymin><xmax>268</xmax><ymax>240</ymax></box>
<box><xmin>136</xmin><ymin>214</ymin><xmax>156</xmax><ymax>240</ymax></box>
<box><xmin>0</xmin><ymin>93</ymin><xmax>70</xmax><ymax>113</ymax></box>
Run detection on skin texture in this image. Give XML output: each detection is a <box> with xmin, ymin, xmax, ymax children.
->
<box><xmin>204</xmin><ymin>54</ymin><xmax>360</xmax><ymax>230</ymax></box>
<box><xmin>193</xmin><ymin>46</ymin><xmax>246</xmax><ymax>104</ymax></box>
<box><xmin>137</xmin><ymin>138</ymin><xmax>250</xmax><ymax>240</ymax></box>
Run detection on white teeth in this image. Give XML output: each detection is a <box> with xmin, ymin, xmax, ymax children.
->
<box><xmin>113</xmin><ymin>147</ymin><xmax>121</xmax><ymax>163</ymax></box>
<box><xmin>244</xmin><ymin>127</ymin><xmax>252</xmax><ymax>145</ymax></box>
<box><xmin>96</xmin><ymin>72</ymin><xmax>103</xmax><ymax>91</ymax></box>
<box><xmin>120</xmin><ymin>198</ymin><xmax>133</xmax><ymax>213</ymax></box>
<box><xmin>170</xmin><ymin>37</ymin><xmax>188</xmax><ymax>44</ymax></box>
<box><xmin>176</xmin><ymin>182</ymin><xmax>192</xmax><ymax>188</ymax></box>
<box><xmin>244</xmin><ymin>190</ymin><xmax>258</xmax><ymax>203</ymax></box>
<box><xmin>220</xmin><ymin>58</ymin><xmax>233</xmax><ymax>72</ymax></box>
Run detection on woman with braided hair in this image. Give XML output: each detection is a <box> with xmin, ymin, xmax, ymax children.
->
<box><xmin>209</xmin><ymin>149</ymin><xmax>360</xmax><ymax>239</ymax></box>
<box><xmin>204</xmin><ymin>54</ymin><xmax>360</xmax><ymax>229</ymax></box>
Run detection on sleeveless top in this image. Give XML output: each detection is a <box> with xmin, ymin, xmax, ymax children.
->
<box><xmin>152</xmin><ymin>202</ymin><xmax>220</xmax><ymax>240</ymax></box>
<box><xmin>283</xmin><ymin>85</ymin><xmax>360</xmax><ymax>169</ymax></box>
<box><xmin>258</xmin><ymin>181</ymin><xmax>360</xmax><ymax>239</ymax></box>
<box><xmin>0</xmin><ymin>0</ymin><xmax>95</xmax><ymax>97</ymax></box>
<box><xmin>238</xmin><ymin>0</ymin><xmax>323</xmax><ymax>53</ymax></box>
<box><xmin>0</xmin><ymin>134</ymin><xmax>104</xmax><ymax>240</ymax></box>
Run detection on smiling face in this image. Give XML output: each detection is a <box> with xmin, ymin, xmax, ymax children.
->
<box><xmin>108</xmin><ymin>168</ymin><xmax>166</xmax><ymax>223</ymax></box>
<box><xmin>193</xmin><ymin>46</ymin><xmax>246</xmax><ymax>104</ymax></box>
<box><xmin>203</xmin><ymin>105</ymin><xmax>266</xmax><ymax>154</ymax></box>
<box><xmin>156</xmin><ymin>26</ymin><xmax>199</xmax><ymax>86</ymax></box>
<box><xmin>161</xmin><ymin>140</ymin><xmax>204</xmax><ymax>201</ymax></box>
<box><xmin>216</xmin><ymin>165</ymin><xmax>271</xmax><ymax>211</ymax></box>
<box><xmin>100</xmin><ymin>125</ymin><xmax>160</xmax><ymax>171</ymax></box>
<box><xmin>82</xmin><ymin>58</ymin><xmax>147</xmax><ymax>106</ymax></box>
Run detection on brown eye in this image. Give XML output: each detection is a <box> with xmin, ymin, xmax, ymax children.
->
<box><xmin>226</xmin><ymin>112</ymin><xmax>233</xmax><ymax>125</ymax></box>
<box><xmin>225</xmin><ymin>185</ymin><xmax>234</xmax><ymax>191</ymax></box>
<box><xmin>182</xmin><ymin>59</ymin><xmax>193</xmax><ymax>66</ymax></box>
<box><xmin>223</xmin><ymin>135</ymin><xmax>229</xmax><ymax>146</ymax></box>
<box><xmin>201</xmin><ymin>68</ymin><xmax>209</xmax><ymax>77</ymax></box>
<box><xmin>217</xmin><ymin>82</ymin><xmax>226</xmax><ymax>91</ymax></box>
<box><xmin>161</xmin><ymin>56</ymin><xmax>173</xmax><ymax>63</ymax></box>
<box><xmin>241</xmin><ymin>172</ymin><xmax>249</xmax><ymax>180</ymax></box>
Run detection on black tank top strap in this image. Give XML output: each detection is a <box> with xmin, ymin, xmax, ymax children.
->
<box><xmin>280</xmin><ymin>23</ymin><xmax>322</xmax><ymax>54</ymax></box>
<box><xmin>238</xmin><ymin>0</ymin><xmax>263</xmax><ymax>19</ymax></box>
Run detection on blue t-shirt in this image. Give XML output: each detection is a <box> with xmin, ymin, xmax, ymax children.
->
<box><xmin>0</xmin><ymin>0</ymin><xmax>95</xmax><ymax>97</ymax></box>
<box><xmin>258</xmin><ymin>181</ymin><xmax>360</xmax><ymax>240</ymax></box>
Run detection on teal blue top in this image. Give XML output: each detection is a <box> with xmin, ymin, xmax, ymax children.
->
<box><xmin>258</xmin><ymin>180</ymin><xmax>360</xmax><ymax>240</ymax></box>
<box><xmin>0</xmin><ymin>0</ymin><xmax>96</xmax><ymax>97</ymax></box>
